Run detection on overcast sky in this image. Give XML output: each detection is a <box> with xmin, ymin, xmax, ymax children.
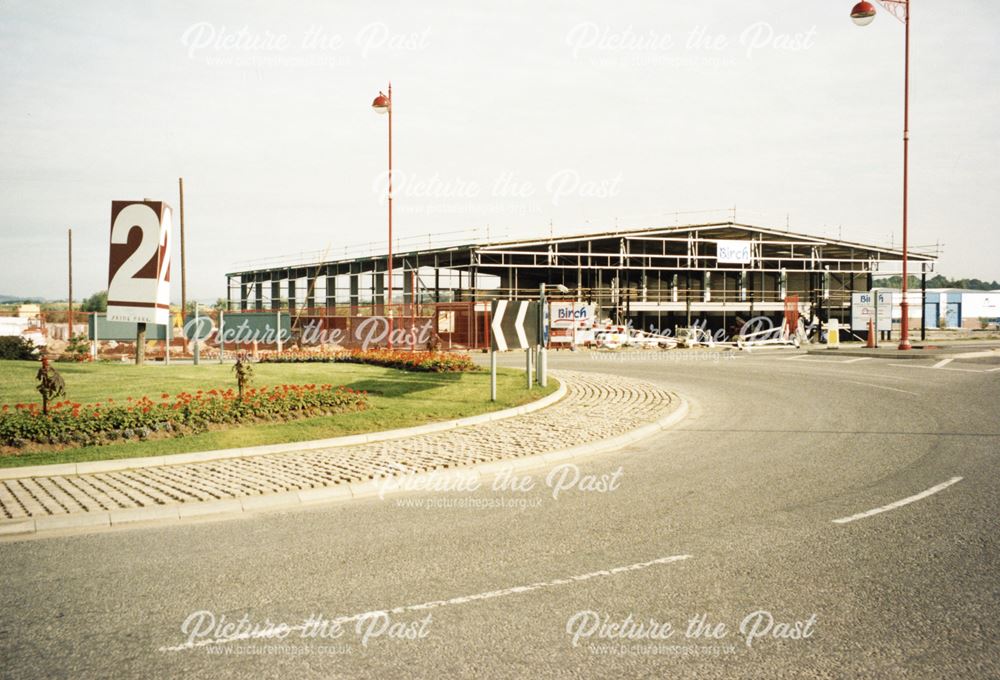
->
<box><xmin>2</xmin><ymin>0</ymin><xmax>998</xmax><ymax>301</ymax></box>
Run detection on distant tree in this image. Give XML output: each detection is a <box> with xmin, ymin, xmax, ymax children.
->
<box><xmin>876</xmin><ymin>275</ymin><xmax>1000</xmax><ymax>291</ymax></box>
<box><xmin>80</xmin><ymin>290</ymin><xmax>108</xmax><ymax>312</ymax></box>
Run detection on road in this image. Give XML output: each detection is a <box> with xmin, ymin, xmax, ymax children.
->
<box><xmin>2</xmin><ymin>349</ymin><xmax>998</xmax><ymax>678</ymax></box>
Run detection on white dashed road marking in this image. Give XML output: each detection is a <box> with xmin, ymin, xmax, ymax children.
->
<box><xmin>889</xmin><ymin>363</ymin><xmax>990</xmax><ymax>373</ymax></box>
<box><xmin>158</xmin><ymin>554</ymin><xmax>693</xmax><ymax>652</ymax></box>
<box><xmin>832</xmin><ymin>477</ymin><xmax>963</xmax><ymax>524</ymax></box>
<box><xmin>842</xmin><ymin>381</ymin><xmax>919</xmax><ymax>395</ymax></box>
<box><xmin>780</xmin><ymin>355</ymin><xmax>856</xmax><ymax>364</ymax></box>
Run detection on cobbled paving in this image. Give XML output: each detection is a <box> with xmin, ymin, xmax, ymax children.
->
<box><xmin>0</xmin><ymin>371</ymin><xmax>674</xmax><ymax>520</ymax></box>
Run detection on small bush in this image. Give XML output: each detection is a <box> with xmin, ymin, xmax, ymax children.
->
<box><xmin>0</xmin><ymin>336</ymin><xmax>37</xmax><ymax>361</ymax></box>
<box><xmin>259</xmin><ymin>348</ymin><xmax>476</xmax><ymax>373</ymax></box>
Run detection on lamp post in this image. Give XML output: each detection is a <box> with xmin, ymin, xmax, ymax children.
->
<box><xmin>851</xmin><ymin>0</ymin><xmax>913</xmax><ymax>349</ymax></box>
<box><xmin>538</xmin><ymin>283</ymin><xmax>569</xmax><ymax>387</ymax></box>
<box><xmin>371</xmin><ymin>85</ymin><xmax>394</xmax><ymax>348</ymax></box>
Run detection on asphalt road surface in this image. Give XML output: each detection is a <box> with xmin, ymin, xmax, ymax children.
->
<box><xmin>2</xmin><ymin>349</ymin><xmax>998</xmax><ymax>679</ymax></box>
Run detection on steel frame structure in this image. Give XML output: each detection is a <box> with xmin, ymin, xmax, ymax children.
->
<box><xmin>225</xmin><ymin>222</ymin><xmax>935</xmax><ymax>330</ymax></box>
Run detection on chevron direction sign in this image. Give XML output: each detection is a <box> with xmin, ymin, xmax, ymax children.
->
<box><xmin>490</xmin><ymin>300</ymin><xmax>539</xmax><ymax>351</ymax></box>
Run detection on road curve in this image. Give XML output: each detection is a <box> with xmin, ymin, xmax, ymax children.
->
<box><xmin>1</xmin><ymin>350</ymin><xmax>997</xmax><ymax>678</ymax></box>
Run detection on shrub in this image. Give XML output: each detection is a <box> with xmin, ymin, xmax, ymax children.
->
<box><xmin>0</xmin><ymin>336</ymin><xmax>37</xmax><ymax>361</ymax></box>
<box><xmin>57</xmin><ymin>334</ymin><xmax>92</xmax><ymax>362</ymax></box>
<box><xmin>0</xmin><ymin>384</ymin><xmax>369</xmax><ymax>448</ymax></box>
<box><xmin>259</xmin><ymin>348</ymin><xmax>476</xmax><ymax>372</ymax></box>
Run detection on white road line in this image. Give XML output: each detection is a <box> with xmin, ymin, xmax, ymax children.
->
<box><xmin>843</xmin><ymin>357</ymin><xmax>872</xmax><ymax>364</ymax></box>
<box><xmin>842</xmin><ymin>381</ymin><xmax>919</xmax><ymax>395</ymax></box>
<box><xmin>158</xmin><ymin>554</ymin><xmax>692</xmax><ymax>652</ymax></box>
<box><xmin>781</xmin><ymin>357</ymin><xmax>854</xmax><ymax>364</ymax></box>
<box><xmin>832</xmin><ymin>477</ymin><xmax>963</xmax><ymax>525</ymax></box>
<box><xmin>932</xmin><ymin>358</ymin><xmax>954</xmax><ymax>369</ymax></box>
<box><xmin>889</xmin><ymin>363</ymin><xmax>988</xmax><ymax>373</ymax></box>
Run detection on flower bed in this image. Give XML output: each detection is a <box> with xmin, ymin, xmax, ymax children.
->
<box><xmin>0</xmin><ymin>384</ymin><xmax>369</xmax><ymax>449</ymax></box>
<box><xmin>259</xmin><ymin>348</ymin><xmax>476</xmax><ymax>373</ymax></box>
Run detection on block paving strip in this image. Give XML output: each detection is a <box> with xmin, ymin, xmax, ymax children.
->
<box><xmin>0</xmin><ymin>371</ymin><xmax>674</xmax><ymax>522</ymax></box>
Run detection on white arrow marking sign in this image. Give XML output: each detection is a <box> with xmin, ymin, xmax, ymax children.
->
<box><xmin>514</xmin><ymin>301</ymin><xmax>529</xmax><ymax>348</ymax></box>
<box><xmin>490</xmin><ymin>300</ymin><xmax>539</xmax><ymax>352</ymax></box>
<box><xmin>491</xmin><ymin>300</ymin><xmax>509</xmax><ymax>352</ymax></box>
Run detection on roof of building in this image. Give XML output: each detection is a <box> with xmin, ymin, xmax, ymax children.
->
<box><xmin>227</xmin><ymin>221</ymin><xmax>936</xmax><ymax>277</ymax></box>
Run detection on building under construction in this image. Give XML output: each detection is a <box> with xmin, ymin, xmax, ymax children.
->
<box><xmin>225</xmin><ymin>221</ymin><xmax>936</xmax><ymax>345</ymax></box>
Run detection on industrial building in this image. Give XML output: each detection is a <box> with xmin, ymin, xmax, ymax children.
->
<box><xmin>225</xmin><ymin>221</ymin><xmax>937</xmax><ymax>342</ymax></box>
<box><xmin>921</xmin><ymin>289</ymin><xmax>1000</xmax><ymax>329</ymax></box>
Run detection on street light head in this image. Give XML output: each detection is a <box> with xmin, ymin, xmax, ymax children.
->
<box><xmin>371</xmin><ymin>91</ymin><xmax>390</xmax><ymax>114</ymax></box>
<box><xmin>555</xmin><ymin>284</ymin><xmax>570</xmax><ymax>294</ymax></box>
<box><xmin>851</xmin><ymin>1</ymin><xmax>877</xmax><ymax>26</ymax></box>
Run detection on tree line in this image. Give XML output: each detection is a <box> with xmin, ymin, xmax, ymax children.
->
<box><xmin>875</xmin><ymin>275</ymin><xmax>1000</xmax><ymax>291</ymax></box>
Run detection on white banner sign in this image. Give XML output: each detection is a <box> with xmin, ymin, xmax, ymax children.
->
<box><xmin>549</xmin><ymin>302</ymin><xmax>596</xmax><ymax>328</ymax></box>
<box><xmin>716</xmin><ymin>240</ymin><xmax>752</xmax><ymax>264</ymax></box>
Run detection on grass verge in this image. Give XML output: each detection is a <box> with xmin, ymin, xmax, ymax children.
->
<box><xmin>0</xmin><ymin>360</ymin><xmax>557</xmax><ymax>468</ymax></box>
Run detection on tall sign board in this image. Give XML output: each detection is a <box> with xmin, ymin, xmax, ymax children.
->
<box><xmin>107</xmin><ymin>201</ymin><xmax>172</xmax><ymax>325</ymax></box>
<box><xmin>851</xmin><ymin>291</ymin><xmax>893</xmax><ymax>332</ymax></box>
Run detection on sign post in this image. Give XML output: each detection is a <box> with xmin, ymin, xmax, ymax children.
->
<box><xmin>490</xmin><ymin>349</ymin><xmax>497</xmax><ymax>401</ymax></box>
<box><xmin>218</xmin><ymin>309</ymin><xmax>225</xmax><ymax>364</ymax></box>
<box><xmin>193</xmin><ymin>304</ymin><xmax>200</xmax><ymax>365</ymax></box>
<box><xmin>489</xmin><ymin>300</ymin><xmax>539</xmax><ymax>401</ymax></box>
<box><xmin>136</xmin><ymin>323</ymin><xmax>146</xmax><ymax>365</ymax></box>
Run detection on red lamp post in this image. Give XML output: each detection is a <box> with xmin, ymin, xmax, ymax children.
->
<box><xmin>851</xmin><ymin>0</ymin><xmax>913</xmax><ymax>349</ymax></box>
<box><xmin>372</xmin><ymin>84</ymin><xmax>393</xmax><ymax>348</ymax></box>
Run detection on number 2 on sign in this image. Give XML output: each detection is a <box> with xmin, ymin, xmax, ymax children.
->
<box><xmin>108</xmin><ymin>203</ymin><xmax>170</xmax><ymax>306</ymax></box>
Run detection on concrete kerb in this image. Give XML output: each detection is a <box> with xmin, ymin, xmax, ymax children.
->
<box><xmin>0</xmin><ymin>390</ymin><xmax>690</xmax><ymax>539</ymax></box>
<box><xmin>0</xmin><ymin>379</ymin><xmax>568</xmax><ymax>481</ymax></box>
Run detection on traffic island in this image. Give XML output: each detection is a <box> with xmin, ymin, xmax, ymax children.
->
<box><xmin>0</xmin><ymin>371</ymin><xmax>687</xmax><ymax>538</ymax></box>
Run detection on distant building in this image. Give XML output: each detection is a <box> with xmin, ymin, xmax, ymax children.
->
<box><xmin>922</xmin><ymin>289</ymin><xmax>1000</xmax><ymax>329</ymax></box>
<box><xmin>15</xmin><ymin>303</ymin><xmax>40</xmax><ymax>319</ymax></box>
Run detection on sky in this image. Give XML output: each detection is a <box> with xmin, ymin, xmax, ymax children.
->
<box><xmin>1</xmin><ymin>0</ymin><xmax>999</xmax><ymax>302</ymax></box>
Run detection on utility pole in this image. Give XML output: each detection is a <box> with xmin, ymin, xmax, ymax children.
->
<box><xmin>67</xmin><ymin>228</ymin><xmax>73</xmax><ymax>337</ymax></box>
<box><xmin>179</xmin><ymin>177</ymin><xmax>187</xmax><ymax>317</ymax></box>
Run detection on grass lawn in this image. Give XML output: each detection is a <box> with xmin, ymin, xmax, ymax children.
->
<box><xmin>0</xmin><ymin>360</ymin><xmax>556</xmax><ymax>468</ymax></box>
